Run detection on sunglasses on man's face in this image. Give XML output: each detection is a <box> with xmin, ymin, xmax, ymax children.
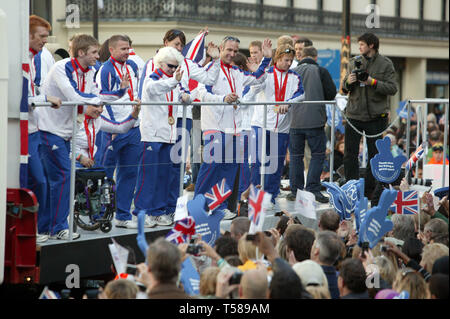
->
<box><xmin>166</xmin><ymin>63</ymin><xmax>179</xmax><ymax>69</ymax></box>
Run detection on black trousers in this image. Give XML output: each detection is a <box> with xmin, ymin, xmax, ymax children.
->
<box><xmin>343</xmin><ymin>116</ymin><xmax>388</xmax><ymax>196</ymax></box>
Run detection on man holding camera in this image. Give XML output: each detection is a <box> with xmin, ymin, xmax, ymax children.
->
<box><xmin>342</xmin><ymin>33</ymin><xmax>397</xmax><ymax>198</ymax></box>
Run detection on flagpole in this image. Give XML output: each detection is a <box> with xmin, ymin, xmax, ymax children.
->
<box><xmin>415</xmin><ymin>105</ymin><xmax>421</xmax><ymax>178</ymax></box>
<box><xmin>68</xmin><ymin>106</ymin><xmax>78</xmax><ymax>241</ymax></box>
<box><xmin>179</xmin><ymin>104</ymin><xmax>187</xmax><ymax>196</ymax></box>
<box><xmin>330</xmin><ymin>101</ymin><xmax>336</xmax><ymax>183</ymax></box>
<box><xmin>260</xmin><ymin>104</ymin><xmax>267</xmax><ymax>190</ymax></box>
<box><xmin>442</xmin><ymin>102</ymin><xmax>448</xmax><ymax>187</ymax></box>
<box><xmin>406</xmin><ymin>100</ymin><xmax>411</xmax><ymax>158</ymax></box>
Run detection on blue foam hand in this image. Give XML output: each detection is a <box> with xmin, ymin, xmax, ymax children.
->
<box><xmin>359</xmin><ymin>189</ymin><xmax>397</xmax><ymax>248</ymax></box>
<box><xmin>370</xmin><ymin>136</ymin><xmax>407</xmax><ymax>184</ymax></box>
<box><xmin>136</xmin><ymin>210</ymin><xmax>148</xmax><ymax>258</ymax></box>
<box><xmin>355</xmin><ymin>196</ymin><xmax>369</xmax><ymax>233</ymax></box>
<box><xmin>341</xmin><ymin>180</ymin><xmax>360</xmax><ymax>219</ymax></box>
<box><xmin>322</xmin><ymin>181</ymin><xmax>345</xmax><ymax>218</ymax></box>
<box><xmin>354</xmin><ymin>178</ymin><xmax>368</xmax><ymax>233</ymax></box>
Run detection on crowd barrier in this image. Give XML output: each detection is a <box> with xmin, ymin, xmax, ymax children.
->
<box><xmin>32</xmin><ymin>98</ymin><xmax>449</xmax><ymax>241</ymax></box>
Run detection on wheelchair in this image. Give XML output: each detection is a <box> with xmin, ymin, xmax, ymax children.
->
<box><xmin>73</xmin><ymin>168</ymin><xmax>115</xmax><ymax>233</ymax></box>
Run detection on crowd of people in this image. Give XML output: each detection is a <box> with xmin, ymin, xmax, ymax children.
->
<box><xmin>25</xmin><ymin>14</ymin><xmax>449</xmax><ymax>300</ymax></box>
<box><xmin>89</xmin><ymin>195</ymin><xmax>448</xmax><ymax>299</ymax></box>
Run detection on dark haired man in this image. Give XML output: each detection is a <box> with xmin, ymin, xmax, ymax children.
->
<box><xmin>342</xmin><ymin>33</ymin><xmax>397</xmax><ymax>199</ymax></box>
<box><xmin>96</xmin><ymin>35</ymin><xmax>142</xmax><ymax>229</ymax></box>
<box><xmin>338</xmin><ymin>258</ymin><xmax>369</xmax><ymax>299</ymax></box>
<box><xmin>291</xmin><ymin>36</ymin><xmax>313</xmax><ymax>69</ymax></box>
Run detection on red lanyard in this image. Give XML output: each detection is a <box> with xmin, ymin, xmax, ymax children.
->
<box><xmin>166</xmin><ymin>90</ymin><xmax>173</xmax><ymax>119</ymax></box>
<box><xmin>71</xmin><ymin>58</ymin><xmax>86</xmax><ymax>114</ymax></box>
<box><xmin>111</xmin><ymin>57</ymin><xmax>134</xmax><ymax>101</ymax></box>
<box><xmin>29</xmin><ymin>49</ymin><xmax>37</xmax><ymax>96</ymax></box>
<box><xmin>221</xmin><ymin>62</ymin><xmax>236</xmax><ymax>93</ymax></box>
<box><xmin>84</xmin><ymin>117</ymin><xmax>96</xmax><ymax>160</ymax></box>
<box><xmin>158</xmin><ymin>68</ymin><xmax>174</xmax><ymax>122</ymax></box>
<box><xmin>273</xmin><ymin>66</ymin><xmax>289</xmax><ymax>102</ymax></box>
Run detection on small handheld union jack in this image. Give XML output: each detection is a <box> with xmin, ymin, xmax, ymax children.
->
<box><xmin>390</xmin><ymin>190</ymin><xmax>418</xmax><ymax>215</ymax></box>
<box><xmin>248</xmin><ymin>185</ymin><xmax>267</xmax><ymax>227</ymax></box>
<box><xmin>405</xmin><ymin>144</ymin><xmax>425</xmax><ymax>172</ymax></box>
<box><xmin>165</xmin><ymin>216</ymin><xmax>196</xmax><ymax>244</ymax></box>
<box><xmin>204</xmin><ymin>178</ymin><xmax>233</xmax><ymax>211</ymax></box>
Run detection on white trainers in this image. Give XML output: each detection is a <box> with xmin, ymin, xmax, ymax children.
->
<box><xmin>115</xmin><ymin>219</ymin><xmax>138</xmax><ymax>229</ymax></box>
<box><xmin>50</xmin><ymin>229</ymin><xmax>80</xmax><ymax>240</ymax></box>
<box><xmin>223</xmin><ymin>209</ymin><xmax>237</xmax><ymax>220</ymax></box>
<box><xmin>155</xmin><ymin>214</ymin><xmax>173</xmax><ymax>226</ymax></box>
<box><xmin>36</xmin><ymin>233</ymin><xmax>49</xmax><ymax>243</ymax></box>
<box><xmin>145</xmin><ymin>215</ymin><xmax>157</xmax><ymax>228</ymax></box>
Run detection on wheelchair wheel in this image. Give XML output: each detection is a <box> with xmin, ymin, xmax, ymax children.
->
<box><xmin>99</xmin><ymin>221</ymin><xmax>112</xmax><ymax>233</ymax></box>
<box><xmin>74</xmin><ymin>210</ymin><xmax>101</xmax><ymax>231</ymax></box>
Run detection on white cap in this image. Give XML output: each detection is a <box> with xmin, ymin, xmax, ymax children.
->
<box><xmin>292</xmin><ymin>260</ymin><xmax>328</xmax><ymax>288</ymax></box>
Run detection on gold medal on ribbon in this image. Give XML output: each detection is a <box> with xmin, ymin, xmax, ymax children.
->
<box><xmin>273</xmin><ymin>105</ymin><xmax>280</xmax><ymax>113</ymax></box>
<box><xmin>168</xmin><ymin>116</ymin><xmax>175</xmax><ymax>125</ymax></box>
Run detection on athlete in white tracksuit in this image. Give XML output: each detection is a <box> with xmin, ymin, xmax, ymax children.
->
<box><xmin>245</xmin><ymin>60</ymin><xmax>305</xmax><ymax>203</ymax></box>
<box><xmin>39</xmin><ymin>53</ymin><xmax>128</xmax><ymax>239</ymax></box>
<box><xmin>27</xmin><ymin>46</ymin><xmax>56</xmax><ymax>238</ymax></box>
<box><xmin>95</xmin><ymin>53</ymin><xmax>141</xmax><ymax>227</ymax></box>
<box><xmin>194</xmin><ymin>37</ymin><xmax>273</xmax><ymax>215</ymax></box>
<box><xmin>74</xmin><ymin>106</ymin><xmax>139</xmax><ymax>167</ymax></box>
<box><xmin>138</xmin><ymin>49</ymin><xmax>221</xmax><ymax>216</ymax></box>
<box><xmin>134</xmin><ymin>47</ymin><xmax>191</xmax><ymax>227</ymax></box>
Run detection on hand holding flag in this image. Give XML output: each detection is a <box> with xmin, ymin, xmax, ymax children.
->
<box><xmin>405</xmin><ymin>144</ymin><xmax>425</xmax><ymax>172</ymax></box>
<box><xmin>248</xmin><ymin>184</ymin><xmax>272</xmax><ymax>234</ymax></box>
<box><xmin>165</xmin><ymin>216</ymin><xmax>196</xmax><ymax>245</ymax></box>
<box><xmin>390</xmin><ymin>190</ymin><xmax>418</xmax><ymax>215</ymax></box>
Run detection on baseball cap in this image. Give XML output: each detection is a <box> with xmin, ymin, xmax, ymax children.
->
<box><xmin>292</xmin><ymin>260</ymin><xmax>328</xmax><ymax>288</ymax></box>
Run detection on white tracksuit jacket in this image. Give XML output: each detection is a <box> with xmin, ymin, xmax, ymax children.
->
<box><xmin>139</xmin><ymin>57</ymin><xmax>221</xmax><ymax>119</ymax></box>
<box><xmin>197</xmin><ymin>57</ymin><xmax>272</xmax><ymax>135</ymax></box>
<box><xmin>95</xmin><ymin>57</ymin><xmax>140</xmax><ymax>127</ymax></box>
<box><xmin>247</xmin><ymin>66</ymin><xmax>305</xmax><ymax>134</ymax></box>
<box><xmin>140</xmin><ymin>68</ymin><xmax>190</xmax><ymax>144</ymax></box>
<box><xmin>39</xmin><ymin>58</ymin><xmax>128</xmax><ymax>140</ymax></box>
<box><xmin>27</xmin><ymin>48</ymin><xmax>54</xmax><ymax>134</ymax></box>
<box><xmin>74</xmin><ymin>114</ymin><xmax>137</xmax><ymax>160</ymax></box>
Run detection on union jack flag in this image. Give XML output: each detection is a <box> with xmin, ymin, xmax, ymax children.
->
<box><xmin>405</xmin><ymin>144</ymin><xmax>425</xmax><ymax>172</ymax></box>
<box><xmin>182</xmin><ymin>31</ymin><xmax>207</xmax><ymax>64</ymax></box>
<box><xmin>390</xmin><ymin>190</ymin><xmax>418</xmax><ymax>215</ymax></box>
<box><xmin>204</xmin><ymin>178</ymin><xmax>232</xmax><ymax>211</ymax></box>
<box><xmin>165</xmin><ymin>216</ymin><xmax>196</xmax><ymax>245</ymax></box>
<box><xmin>20</xmin><ymin>62</ymin><xmax>30</xmax><ymax>188</ymax></box>
<box><xmin>182</xmin><ymin>31</ymin><xmax>207</xmax><ymax>100</ymax></box>
<box><xmin>248</xmin><ymin>185</ymin><xmax>266</xmax><ymax>226</ymax></box>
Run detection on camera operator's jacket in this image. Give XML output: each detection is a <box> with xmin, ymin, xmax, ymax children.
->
<box><xmin>342</xmin><ymin>52</ymin><xmax>397</xmax><ymax>122</ymax></box>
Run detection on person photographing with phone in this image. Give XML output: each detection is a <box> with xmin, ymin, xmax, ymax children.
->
<box><xmin>342</xmin><ymin>33</ymin><xmax>398</xmax><ymax>199</ymax></box>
